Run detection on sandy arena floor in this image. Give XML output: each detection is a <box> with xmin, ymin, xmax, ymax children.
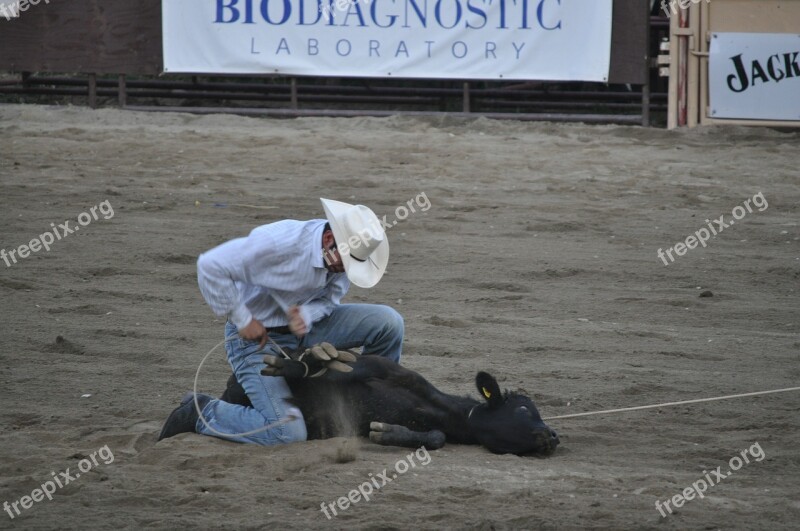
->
<box><xmin>0</xmin><ymin>104</ymin><xmax>798</xmax><ymax>529</ymax></box>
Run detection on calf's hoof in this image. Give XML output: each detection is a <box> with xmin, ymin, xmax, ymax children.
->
<box><xmin>369</xmin><ymin>422</ymin><xmax>445</xmax><ymax>450</ymax></box>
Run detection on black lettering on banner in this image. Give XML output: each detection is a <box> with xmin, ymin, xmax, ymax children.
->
<box><xmin>727</xmin><ymin>54</ymin><xmax>749</xmax><ymax>93</ymax></box>
<box><xmin>727</xmin><ymin>50</ymin><xmax>800</xmax><ymax>93</ymax></box>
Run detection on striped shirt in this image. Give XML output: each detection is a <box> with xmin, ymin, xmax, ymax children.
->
<box><xmin>197</xmin><ymin>219</ymin><xmax>349</xmax><ymax>332</ymax></box>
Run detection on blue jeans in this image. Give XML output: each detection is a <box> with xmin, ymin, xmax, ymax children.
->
<box><xmin>195</xmin><ymin>303</ymin><xmax>403</xmax><ymax>445</ymax></box>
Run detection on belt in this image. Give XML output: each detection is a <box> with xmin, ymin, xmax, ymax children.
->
<box><xmin>227</xmin><ymin>319</ymin><xmax>292</xmax><ymax>335</ymax></box>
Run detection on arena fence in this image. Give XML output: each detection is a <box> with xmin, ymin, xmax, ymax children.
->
<box><xmin>0</xmin><ymin>0</ymin><xmax>662</xmax><ymax>125</ymax></box>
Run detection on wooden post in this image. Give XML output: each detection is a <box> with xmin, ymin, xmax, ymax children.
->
<box><xmin>118</xmin><ymin>74</ymin><xmax>127</xmax><ymax>108</ymax></box>
<box><xmin>19</xmin><ymin>72</ymin><xmax>31</xmax><ymax>98</ymax></box>
<box><xmin>668</xmin><ymin>16</ymin><xmax>692</xmax><ymax>128</ymax></box>
<box><xmin>699</xmin><ymin>0</ymin><xmax>710</xmax><ymax>124</ymax></box>
<box><xmin>687</xmin><ymin>2</ymin><xmax>701</xmax><ymax>127</ymax></box>
<box><xmin>88</xmin><ymin>73</ymin><xmax>97</xmax><ymax>109</ymax></box>
<box><xmin>290</xmin><ymin>77</ymin><xmax>298</xmax><ymax>109</ymax></box>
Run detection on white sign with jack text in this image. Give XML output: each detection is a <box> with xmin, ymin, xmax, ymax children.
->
<box><xmin>709</xmin><ymin>33</ymin><xmax>800</xmax><ymax>121</ymax></box>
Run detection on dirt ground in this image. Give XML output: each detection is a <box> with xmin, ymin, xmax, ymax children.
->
<box><xmin>0</xmin><ymin>104</ymin><xmax>798</xmax><ymax>530</ymax></box>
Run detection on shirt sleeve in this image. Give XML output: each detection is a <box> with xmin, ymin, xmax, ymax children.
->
<box><xmin>197</xmin><ymin>229</ymin><xmax>286</xmax><ymax>329</ymax></box>
<box><xmin>297</xmin><ymin>273</ymin><xmax>350</xmax><ymax>333</ymax></box>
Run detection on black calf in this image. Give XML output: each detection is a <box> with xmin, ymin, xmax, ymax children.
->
<box><xmin>221</xmin><ymin>354</ymin><xmax>559</xmax><ymax>456</ymax></box>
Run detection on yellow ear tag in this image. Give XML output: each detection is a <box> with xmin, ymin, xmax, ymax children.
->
<box><xmin>482</xmin><ymin>387</ymin><xmax>492</xmax><ymax>399</ymax></box>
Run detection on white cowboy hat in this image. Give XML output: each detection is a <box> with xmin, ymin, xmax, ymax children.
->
<box><xmin>320</xmin><ymin>198</ymin><xmax>389</xmax><ymax>288</ymax></box>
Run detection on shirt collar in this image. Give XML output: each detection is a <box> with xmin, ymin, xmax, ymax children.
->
<box><xmin>311</xmin><ymin>219</ymin><xmax>328</xmax><ymax>270</ymax></box>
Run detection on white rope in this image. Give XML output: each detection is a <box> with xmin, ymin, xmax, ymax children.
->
<box><xmin>194</xmin><ymin>336</ymin><xmax>800</xmax><ymax>432</ymax></box>
<box><xmin>543</xmin><ymin>386</ymin><xmax>800</xmax><ymax>421</ymax></box>
<box><xmin>192</xmin><ymin>337</ymin><xmax>298</xmax><ymax>439</ymax></box>
<box><xmin>190</xmin><ymin>289</ymin><xmax>312</xmax><ymax>438</ymax></box>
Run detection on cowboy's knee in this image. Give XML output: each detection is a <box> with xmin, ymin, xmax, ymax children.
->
<box><xmin>378</xmin><ymin>305</ymin><xmax>404</xmax><ymax>339</ymax></box>
<box><xmin>279</xmin><ymin>408</ymin><xmax>307</xmax><ymax>443</ymax></box>
<box><xmin>280</xmin><ymin>422</ymin><xmax>308</xmax><ymax>444</ymax></box>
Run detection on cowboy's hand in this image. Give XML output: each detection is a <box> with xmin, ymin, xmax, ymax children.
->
<box><xmin>288</xmin><ymin>306</ymin><xmax>307</xmax><ymax>337</ymax></box>
<box><xmin>260</xmin><ymin>354</ymin><xmax>308</xmax><ymax>378</ymax></box>
<box><xmin>239</xmin><ymin>319</ymin><xmax>268</xmax><ymax>349</ymax></box>
<box><xmin>260</xmin><ymin>342</ymin><xmax>357</xmax><ymax>378</ymax></box>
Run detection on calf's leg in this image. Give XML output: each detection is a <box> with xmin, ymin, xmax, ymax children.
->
<box><xmin>369</xmin><ymin>422</ymin><xmax>445</xmax><ymax>450</ymax></box>
<box><xmin>221</xmin><ymin>373</ymin><xmax>251</xmax><ymax>407</ymax></box>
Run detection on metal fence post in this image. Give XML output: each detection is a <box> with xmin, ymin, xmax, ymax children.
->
<box><xmin>118</xmin><ymin>74</ymin><xmax>127</xmax><ymax>108</ymax></box>
<box><xmin>88</xmin><ymin>73</ymin><xmax>97</xmax><ymax>109</ymax></box>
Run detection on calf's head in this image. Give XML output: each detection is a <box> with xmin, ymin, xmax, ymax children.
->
<box><xmin>467</xmin><ymin>372</ymin><xmax>559</xmax><ymax>456</ymax></box>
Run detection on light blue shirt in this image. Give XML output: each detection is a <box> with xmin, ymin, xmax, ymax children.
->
<box><xmin>197</xmin><ymin>219</ymin><xmax>349</xmax><ymax>332</ymax></box>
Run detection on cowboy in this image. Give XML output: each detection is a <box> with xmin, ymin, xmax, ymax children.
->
<box><xmin>158</xmin><ymin>198</ymin><xmax>404</xmax><ymax>445</ymax></box>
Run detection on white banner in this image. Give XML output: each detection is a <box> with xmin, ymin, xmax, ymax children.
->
<box><xmin>162</xmin><ymin>0</ymin><xmax>612</xmax><ymax>81</ymax></box>
<box><xmin>709</xmin><ymin>33</ymin><xmax>800</xmax><ymax>121</ymax></box>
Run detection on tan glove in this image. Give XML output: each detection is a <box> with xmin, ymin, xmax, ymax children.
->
<box><xmin>261</xmin><ymin>342</ymin><xmax>358</xmax><ymax>378</ymax></box>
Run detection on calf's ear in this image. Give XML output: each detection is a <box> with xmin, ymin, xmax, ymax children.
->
<box><xmin>476</xmin><ymin>372</ymin><xmax>503</xmax><ymax>409</ymax></box>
